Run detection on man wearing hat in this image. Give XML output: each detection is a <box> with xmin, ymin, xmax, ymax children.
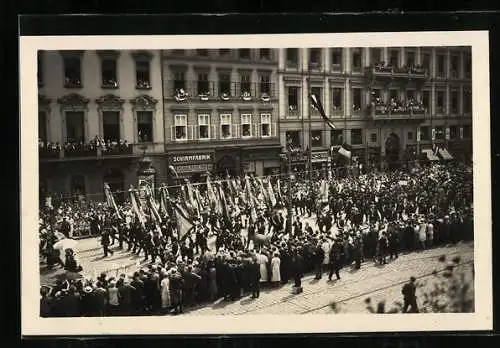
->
<box><xmin>401</xmin><ymin>276</ymin><xmax>419</xmax><ymax>313</ymax></box>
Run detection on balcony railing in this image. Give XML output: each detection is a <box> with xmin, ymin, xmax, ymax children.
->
<box><xmin>166</xmin><ymin>81</ymin><xmax>277</xmax><ymax>102</ymax></box>
<box><xmin>169</xmin><ymin>123</ymin><xmax>277</xmax><ymax>143</ymax></box>
<box><xmin>39</xmin><ymin>143</ymin><xmax>160</xmax><ymax>160</ymax></box>
<box><xmin>365</xmin><ymin>65</ymin><xmax>429</xmax><ymax>78</ymax></box>
<box><xmin>369</xmin><ymin>105</ymin><xmax>427</xmax><ymax>120</ymax></box>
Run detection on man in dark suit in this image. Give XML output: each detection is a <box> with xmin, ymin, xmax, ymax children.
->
<box><xmin>402</xmin><ymin>276</ymin><xmax>419</xmax><ymax>313</ymax></box>
<box><xmin>249</xmin><ymin>257</ymin><xmax>261</xmax><ymax>298</ymax></box>
<box><xmin>101</xmin><ymin>230</ymin><xmax>114</xmax><ymax>257</ymax></box>
<box><xmin>328</xmin><ymin>240</ymin><xmax>342</xmax><ymax>281</ymax></box>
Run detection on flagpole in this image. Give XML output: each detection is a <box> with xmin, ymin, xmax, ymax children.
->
<box><xmin>307</xmin><ymin>74</ymin><xmax>312</xmax><ymax>182</ymax></box>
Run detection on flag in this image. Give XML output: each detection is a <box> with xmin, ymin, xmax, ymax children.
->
<box><xmin>267</xmin><ymin>179</ymin><xmax>277</xmax><ymax>208</ymax></box>
<box><xmin>172</xmin><ymin>203</ymin><xmax>194</xmax><ymax>240</ymax></box>
<box><xmin>319</xmin><ymin>179</ymin><xmax>329</xmax><ymax>202</ymax></box>
<box><xmin>129</xmin><ymin>188</ymin><xmax>145</xmax><ymax>227</ymax></box>
<box><xmin>338</xmin><ymin>142</ymin><xmax>352</xmax><ymax>159</ymax></box>
<box><xmin>104</xmin><ymin>183</ymin><xmax>122</xmax><ymax>219</ymax></box>
<box><xmin>310</xmin><ymin>93</ymin><xmax>336</xmax><ymax>130</ymax></box>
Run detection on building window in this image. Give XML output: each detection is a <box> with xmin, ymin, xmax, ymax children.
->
<box><xmin>406</xmin><ymin>50</ymin><xmax>415</xmax><ymax>67</ymax></box>
<box><xmin>389</xmin><ymin>89</ymin><xmax>398</xmax><ymax>101</ymax></box>
<box><xmin>352</xmin><ymin>88</ymin><xmax>362</xmax><ymax>111</ymax></box>
<box><xmin>102</xmin><ymin>111</ymin><xmax>120</xmax><ymax>143</ymax></box>
<box><xmin>389</xmin><ymin>49</ymin><xmax>399</xmax><ymax>67</ymax></box>
<box><xmin>241</xmin><ymin>114</ymin><xmax>252</xmax><ymax>137</ymax></box>
<box><xmin>135</xmin><ymin>60</ymin><xmax>151</xmax><ymax>89</ymax></box>
<box><xmin>63</xmin><ymin>56</ymin><xmax>82</xmax><ymax>88</ymax></box>
<box><xmin>451</xmin><ymin>91</ymin><xmax>459</xmax><ymax>113</ymax></box>
<box><xmin>451</xmin><ymin>55</ymin><xmax>459</xmax><ymax>78</ymax></box>
<box><xmin>137</xmin><ymin>111</ymin><xmax>153</xmax><ymax>143</ymax></box>
<box><xmin>71</xmin><ymin>175</ymin><xmax>86</xmax><ymax>197</ymax></box>
<box><xmin>463</xmin><ymin>125</ymin><xmax>472</xmax><ymax>138</ymax></box>
<box><xmin>449</xmin><ymin>125</ymin><xmax>458</xmax><ymax>139</ymax></box>
<box><xmin>310</xmin><ymin>86</ymin><xmax>323</xmax><ymax>113</ymax></box>
<box><xmin>219</xmin><ymin>72</ymin><xmax>231</xmax><ymax>96</ymax></box>
<box><xmin>260</xmin><ymin>49</ymin><xmax>271</xmax><ymax>60</ymax></box>
<box><xmin>435</xmin><ymin>126</ymin><xmax>445</xmax><ymax>140</ymax></box>
<box><xmin>65</xmin><ymin>111</ymin><xmax>85</xmax><ymax>143</ymax></box>
<box><xmin>331</xmin><ymin>129</ymin><xmax>343</xmax><ymax>146</ymax></box>
<box><xmin>239</xmin><ymin>49</ymin><xmax>251</xmax><ymax>59</ymax></box>
<box><xmin>352</xmin><ymin>48</ymin><xmax>362</xmax><ymax>71</ymax></box>
<box><xmin>197</xmin><ymin>71</ymin><xmax>210</xmax><ymax>95</ymax></box>
<box><xmin>240</xmin><ymin>73</ymin><xmax>251</xmax><ymax>95</ymax></box>
<box><xmin>331</xmin><ymin>48</ymin><xmax>342</xmax><ymax>71</ymax></box>
<box><xmin>465</xmin><ymin>54</ymin><xmax>471</xmax><ymax>78</ymax></box>
<box><xmin>351</xmin><ymin>129</ymin><xmax>362</xmax><ymax>145</ymax></box>
<box><xmin>173</xmin><ymin>71</ymin><xmax>186</xmax><ymax>94</ymax></box>
<box><xmin>332</xmin><ymin>88</ymin><xmax>343</xmax><ymax>112</ymax></box>
<box><xmin>309</xmin><ymin>48</ymin><xmax>321</xmax><ymax>69</ymax></box>
<box><xmin>311</xmin><ymin>130</ymin><xmax>322</xmax><ymax>147</ymax></box>
<box><xmin>196</xmin><ymin>49</ymin><xmax>209</xmax><ymax>56</ymax></box>
<box><xmin>101</xmin><ymin>57</ymin><xmax>118</xmax><ymax>88</ymax></box>
<box><xmin>39</xmin><ymin>111</ymin><xmax>47</xmax><ymax>142</ymax></box>
<box><xmin>422</xmin><ymin>52</ymin><xmax>430</xmax><ymax>71</ymax></box>
<box><xmin>371</xmin><ymin>133</ymin><xmax>377</xmax><ymax>143</ymax></box>
<box><xmin>37</xmin><ymin>51</ymin><xmax>44</xmax><ymax>87</ymax></box>
<box><xmin>261</xmin><ymin>113</ymin><xmax>271</xmax><ymax>137</ymax></box>
<box><xmin>286</xmin><ymin>48</ymin><xmax>298</xmax><ymax>67</ymax></box>
<box><xmin>422</xmin><ymin>90</ymin><xmax>430</xmax><ymax>111</ymax></box>
<box><xmin>219</xmin><ymin>49</ymin><xmax>231</xmax><ymax>57</ymax></box>
<box><xmin>198</xmin><ymin>114</ymin><xmax>210</xmax><ymax>140</ymax></box>
<box><xmin>406</xmin><ymin>90</ymin><xmax>415</xmax><ymax>101</ymax></box>
<box><xmin>260</xmin><ymin>73</ymin><xmax>271</xmax><ymax>95</ymax></box>
<box><xmin>437</xmin><ymin>55</ymin><xmax>445</xmax><ymax>77</ymax></box>
<box><xmin>437</xmin><ymin>91</ymin><xmax>445</xmax><ymax>113</ymax></box>
<box><xmin>464</xmin><ymin>89</ymin><xmax>472</xmax><ymax>113</ymax></box>
<box><xmin>220</xmin><ymin>114</ymin><xmax>232</xmax><ymax>139</ymax></box>
<box><xmin>420</xmin><ymin>126</ymin><xmax>430</xmax><ymax>141</ymax></box>
<box><xmin>288</xmin><ymin>86</ymin><xmax>299</xmax><ymax>111</ymax></box>
<box><xmin>174</xmin><ymin>114</ymin><xmax>187</xmax><ymax>141</ymax></box>
<box><xmin>407</xmin><ymin>131</ymin><xmax>414</xmax><ymax>141</ymax></box>
<box><xmin>285</xmin><ymin>131</ymin><xmax>301</xmax><ymax>148</ymax></box>
<box><xmin>371</xmin><ymin>48</ymin><xmax>382</xmax><ymax>64</ymax></box>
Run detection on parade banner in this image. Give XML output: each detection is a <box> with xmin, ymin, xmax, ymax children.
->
<box><xmin>310</xmin><ymin>93</ymin><xmax>336</xmax><ymax>130</ymax></box>
<box><xmin>172</xmin><ymin>203</ymin><xmax>194</xmax><ymax>240</ymax></box>
<box><xmin>104</xmin><ymin>183</ymin><xmax>122</xmax><ymax>220</ymax></box>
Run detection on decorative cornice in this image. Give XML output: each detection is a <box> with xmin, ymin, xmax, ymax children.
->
<box><xmin>57</xmin><ymin>93</ymin><xmax>90</xmax><ymax>108</ymax></box>
<box><xmin>169</xmin><ymin>63</ymin><xmax>188</xmax><ymax>71</ymax></box>
<box><xmin>38</xmin><ymin>94</ymin><xmax>52</xmax><ymax>107</ymax></box>
<box><xmin>97</xmin><ymin>50</ymin><xmax>121</xmax><ymax>59</ymax></box>
<box><xmin>130</xmin><ymin>95</ymin><xmax>158</xmax><ymax>109</ymax></box>
<box><xmin>59</xmin><ymin>50</ymin><xmax>84</xmax><ymax>58</ymax></box>
<box><xmin>95</xmin><ymin>94</ymin><xmax>125</xmax><ymax>109</ymax></box>
<box><xmin>131</xmin><ymin>50</ymin><xmax>153</xmax><ymax>61</ymax></box>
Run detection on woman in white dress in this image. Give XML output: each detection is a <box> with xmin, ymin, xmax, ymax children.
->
<box><xmin>270</xmin><ymin>253</ymin><xmax>281</xmax><ymax>286</ymax></box>
<box><xmin>257</xmin><ymin>252</ymin><xmax>268</xmax><ymax>284</ymax></box>
<box><xmin>426</xmin><ymin>222</ymin><xmax>434</xmax><ymax>248</ymax></box>
<box><xmin>418</xmin><ymin>218</ymin><xmax>427</xmax><ymax>250</ymax></box>
<box><xmin>160</xmin><ymin>270</ymin><xmax>171</xmax><ymax>311</ymax></box>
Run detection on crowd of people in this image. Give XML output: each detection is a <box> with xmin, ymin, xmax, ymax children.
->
<box><xmin>38</xmin><ymin>137</ymin><xmax>132</xmax><ymax>159</ymax></box>
<box><xmin>369</xmin><ymin>97</ymin><xmax>427</xmax><ymax>114</ymax></box>
<box><xmin>39</xmin><ymin>161</ymin><xmax>473</xmax><ymax>317</ymax></box>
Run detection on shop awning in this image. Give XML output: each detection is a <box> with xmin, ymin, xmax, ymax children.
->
<box><xmin>438</xmin><ymin>147</ymin><xmax>454</xmax><ymax>160</ymax></box>
<box><xmin>422</xmin><ymin>149</ymin><xmax>440</xmax><ymax>161</ymax></box>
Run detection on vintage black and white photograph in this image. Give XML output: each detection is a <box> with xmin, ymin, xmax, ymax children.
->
<box><xmin>20</xmin><ymin>32</ymin><xmax>492</xmax><ymax>335</ymax></box>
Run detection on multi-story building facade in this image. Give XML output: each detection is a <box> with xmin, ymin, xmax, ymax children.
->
<box><xmin>38</xmin><ymin>50</ymin><xmax>165</xmax><ymax>202</ymax></box>
<box><xmin>277</xmin><ymin>46</ymin><xmax>472</xmax><ymax>174</ymax></box>
<box><xmin>162</xmin><ymin>49</ymin><xmax>281</xmax><ymax>183</ymax></box>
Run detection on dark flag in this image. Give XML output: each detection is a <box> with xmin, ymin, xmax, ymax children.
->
<box><xmin>338</xmin><ymin>142</ymin><xmax>352</xmax><ymax>159</ymax></box>
<box><xmin>310</xmin><ymin>93</ymin><xmax>336</xmax><ymax>130</ymax></box>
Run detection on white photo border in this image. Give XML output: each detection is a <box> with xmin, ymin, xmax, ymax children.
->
<box><xmin>20</xmin><ymin>31</ymin><xmax>492</xmax><ymax>335</ymax></box>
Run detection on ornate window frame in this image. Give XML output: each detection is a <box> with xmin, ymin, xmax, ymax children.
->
<box><xmin>130</xmin><ymin>95</ymin><xmax>158</xmax><ymax>143</ymax></box>
<box><xmin>97</xmin><ymin>50</ymin><xmax>121</xmax><ymax>89</ymax></box>
<box><xmin>95</xmin><ymin>94</ymin><xmax>125</xmax><ymax>140</ymax></box>
<box><xmin>132</xmin><ymin>50</ymin><xmax>153</xmax><ymax>90</ymax></box>
<box><xmin>38</xmin><ymin>94</ymin><xmax>52</xmax><ymax>142</ymax></box>
<box><xmin>60</xmin><ymin>50</ymin><xmax>84</xmax><ymax>89</ymax></box>
<box><xmin>57</xmin><ymin>93</ymin><xmax>90</xmax><ymax>143</ymax></box>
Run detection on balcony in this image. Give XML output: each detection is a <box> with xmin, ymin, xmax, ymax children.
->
<box><xmin>365</xmin><ymin>64</ymin><xmax>429</xmax><ymax>80</ymax></box>
<box><xmin>368</xmin><ymin>103</ymin><xmax>427</xmax><ymax>121</ymax></box>
<box><xmin>38</xmin><ymin>142</ymin><xmax>159</xmax><ymax>161</ymax></box>
<box><xmin>166</xmin><ymin>81</ymin><xmax>277</xmax><ymax>103</ymax></box>
<box><xmin>169</xmin><ymin>123</ymin><xmax>278</xmax><ymax>143</ymax></box>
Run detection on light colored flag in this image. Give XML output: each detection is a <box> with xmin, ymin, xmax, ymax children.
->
<box><xmin>173</xmin><ymin>203</ymin><xmax>194</xmax><ymax>240</ymax></box>
<box><xmin>104</xmin><ymin>182</ymin><xmax>122</xmax><ymax>219</ymax></box>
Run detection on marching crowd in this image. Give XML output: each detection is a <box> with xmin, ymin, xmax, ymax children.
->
<box><xmin>39</xmin><ymin>162</ymin><xmax>473</xmax><ymax>317</ymax></box>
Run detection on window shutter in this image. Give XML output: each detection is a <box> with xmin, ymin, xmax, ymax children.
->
<box><xmin>272</xmin><ymin>123</ymin><xmax>277</xmax><ymax>137</ymax></box>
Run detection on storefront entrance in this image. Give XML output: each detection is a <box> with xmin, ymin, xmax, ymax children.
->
<box><xmin>385</xmin><ymin>132</ymin><xmax>401</xmax><ymax>170</ymax></box>
<box><xmin>216</xmin><ymin>155</ymin><xmax>237</xmax><ymax>177</ymax></box>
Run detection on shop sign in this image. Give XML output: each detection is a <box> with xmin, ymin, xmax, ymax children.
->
<box><xmin>175</xmin><ymin>164</ymin><xmax>213</xmax><ymax>174</ymax></box>
<box><xmin>171</xmin><ymin>153</ymin><xmax>213</xmax><ymax>164</ymax></box>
